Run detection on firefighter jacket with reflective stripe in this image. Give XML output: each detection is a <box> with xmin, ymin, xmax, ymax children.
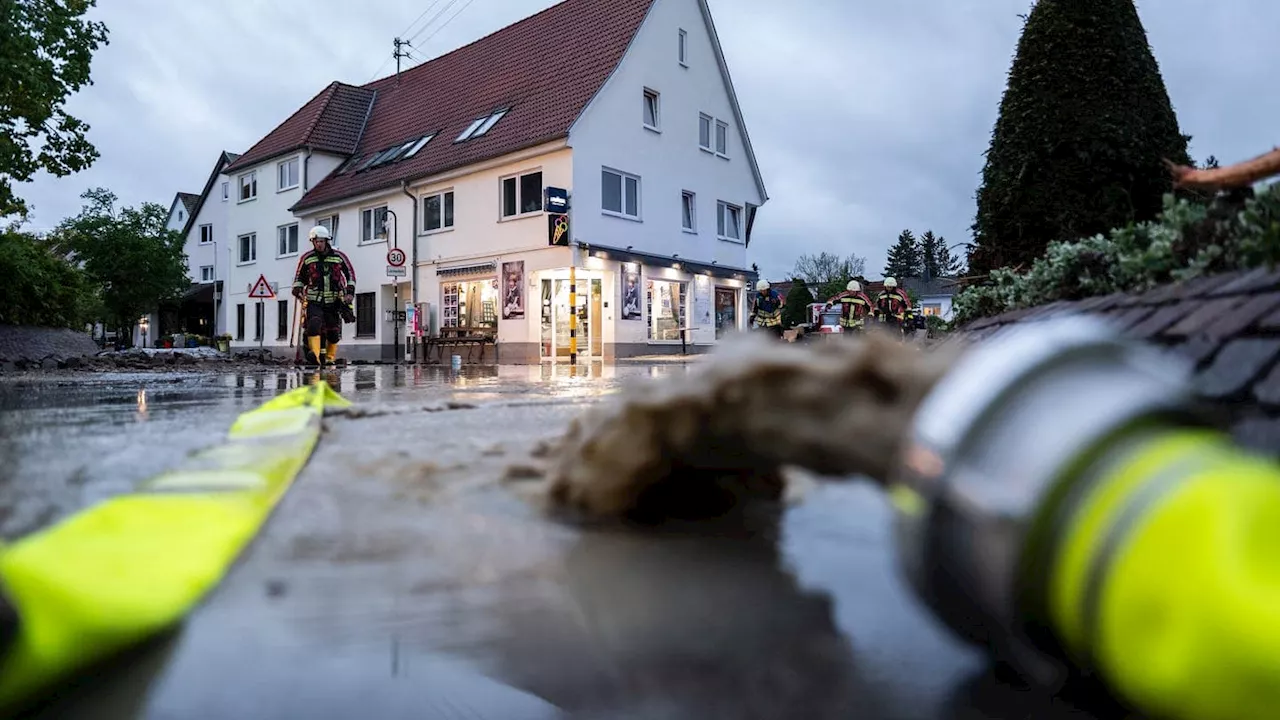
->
<box><xmin>752</xmin><ymin>289</ymin><xmax>783</xmax><ymax>327</ymax></box>
<box><xmin>294</xmin><ymin>249</ymin><xmax>356</xmax><ymax>305</ymax></box>
<box><xmin>829</xmin><ymin>291</ymin><xmax>873</xmax><ymax>328</ymax></box>
<box><xmin>876</xmin><ymin>289</ymin><xmax>911</xmax><ymax>321</ymax></box>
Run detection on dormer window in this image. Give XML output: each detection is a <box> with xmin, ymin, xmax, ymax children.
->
<box><xmin>455</xmin><ymin>108</ymin><xmax>508</xmax><ymax>142</ymax></box>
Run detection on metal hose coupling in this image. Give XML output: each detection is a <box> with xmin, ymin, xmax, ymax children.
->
<box><xmin>885</xmin><ymin>315</ymin><xmax>1209</xmax><ymax>688</ymax></box>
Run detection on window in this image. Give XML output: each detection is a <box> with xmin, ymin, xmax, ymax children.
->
<box><xmin>177</xmin><ymin>209</ymin><xmax>184</xmax><ymax>222</ymax></box>
<box><xmin>221</xmin><ymin>182</ymin><xmax>229</xmax><ymax>201</ymax></box>
<box><xmin>422</xmin><ymin>190</ymin><xmax>455</xmax><ymax>232</ymax></box>
<box><xmin>200</xmin><ymin>265</ymin><xmax>215</xmax><ymax>282</ymax></box>
<box><xmin>277</xmin><ymin>300</ymin><xmax>289</xmax><ymax>340</ymax></box>
<box><xmin>646</xmin><ymin>279</ymin><xmax>687</xmax><ymax>341</ymax></box>
<box><xmin>355</xmin><ymin>292</ymin><xmax>376</xmax><ymax>337</ymax></box>
<box><xmin>236</xmin><ymin>304</ymin><xmax>245</xmax><ymax>340</ymax></box>
<box><xmin>441</xmin><ymin>279</ymin><xmax>498</xmax><ymax>329</ymax></box>
<box><xmin>678</xmin><ymin>29</ymin><xmax>688</xmax><ymax>66</ymax></box>
<box><xmin>238</xmin><ymin>232</ymin><xmax>257</xmax><ymax>263</ymax></box>
<box><xmin>681</xmin><ymin>191</ymin><xmax>696</xmax><ymax>232</ymax></box>
<box><xmin>715</xmin><ymin>287</ymin><xmax>738</xmax><ymax>339</ymax></box>
<box><xmin>601</xmin><ymin>168</ymin><xmax>639</xmax><ymax>219</ymax></box>
<box><xmin>317</xmin><ymin>214</ymin><xmax>339</xmax><ymax>247</ymax></box>
<box><xmin>238</xmin><ymin>172</ymin><xmax>257</xmax><ymax>202</ymax></box>
<box><xmin>715</xmin><ymin>120</ymin><xmax>729</xmax><ymax>156</ymax></box>
<box><xmin>360</xmin><ymin>205</ymin><xmax>388</xmax><ymax>244</ymax></box>
<box><xmin>403</xmin><ymin>134</ymin><xmax>434</xmax><ymax>159</ymax></box>
<box><xmin>278</xmin><ymin>158</ymin><xmax>299</xmax><ymax>190</ymax></box>
<box><xmin>500</xmin><ymin>170</ymin><xmax>543</xmax><ymax>218</ymax></box>
<box><xmin>254</xmin><ymin>302</ymin><xmax>264</xmax><ymax>341</ymax></box>
<box><xmin>643</xmin><ymin>89</ymin><xmax>660</xmax><ymax>130</ymax></box>
<box><xmin>699</xmin><ymin>114</ymin><xmax>712</xmax><ymax>151</ymax></box>
<box><xmin>277</xmin><ymin>223</ymin><xmax>299</xmax><ymax>256</ymax></box>
<box><xmin>199</xmin><ymin>224</ymin><xmax>213</xmax><ymax>244</ymax></box>
<box><xmin>717</xmin><ymin>201</ymin><xmax>742</xmax><ymax>241</ymax></box>
<box><xmin>456</xmin><ymin>108</ymin><xmax>508</xmax><ymax>142</ymax></box>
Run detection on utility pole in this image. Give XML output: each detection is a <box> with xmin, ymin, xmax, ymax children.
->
<box><xmin>393</xmin><ymin>38</ymin><xmax>412</xmax><ymax>82</ymax></box>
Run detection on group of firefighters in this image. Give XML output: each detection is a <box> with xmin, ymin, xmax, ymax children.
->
<box><xmin>748</xmin><ymin>277</ymin><xmax>921</xmax><ymax>339</ymax></box>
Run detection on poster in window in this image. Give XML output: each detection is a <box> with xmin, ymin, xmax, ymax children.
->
<box><xmin>502</xmin><ymin>261</ymin><xmax>525</xmax><ymax>319</ymax></box>
<box><xmin>621</xmin><ymin>268</ymin><xmax>642</xmax><ymax>320</ymax></box>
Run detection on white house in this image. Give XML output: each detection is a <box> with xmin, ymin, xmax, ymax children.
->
<box><xmin>901</xmin><ymin>277</ymin><xmax>957</xmax><ymax>322</ymax></box>
<box><xmin>221</xmin><ymin>0</ymin><xmax>767</xmax><ymax>362</ymax></box>
<box><xmin>174</xmin><ymin>150</ymin><xmax>241</xmax><ymax>338</ymax></box>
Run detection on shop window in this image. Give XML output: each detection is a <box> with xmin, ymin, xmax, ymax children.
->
<box><xmin>236</xmin><ymin>304</ymin><xmax>245</xmax><ymax>340</ymax></box>
<box><xmin>355</xmin><ymin>292</ymin><xmax>376</xmax><ymax>337</ymax></box>
<box><xmin>277</xmin><ymin>299</ymin><xmax>289</xmax><ymax>340</ymax></box>
<box><xmin>646</xmin><ymin>279</ymin><xmax>687</xmax><ymax>341</ymax></box>
<box><xmin>715</xmin><ymin>287</ymin><xmax>739</xmax><ymax>339</ymax></box>
<box><xmin>441</xmin><ymin>279</ymin><xmax>499</xmax><ymax>329</ymax></box>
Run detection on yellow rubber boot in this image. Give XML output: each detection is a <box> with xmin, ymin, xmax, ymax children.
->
<box><xmin>325</xmin><ymin>341</ymin><xmax>338</xmax><ymax>365</ymax></box>
<box><xmin>306</xmin><ymin>336</ymin><xmax>321</xmax><ymax>365</ymax></box>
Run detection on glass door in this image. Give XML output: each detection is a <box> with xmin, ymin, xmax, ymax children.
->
<box><xmin>549</xmin><ymin>278</ymin><xmax>594</xmax><ymax>358</ymax></box>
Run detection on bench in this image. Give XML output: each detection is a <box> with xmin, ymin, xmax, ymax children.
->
<box><xmin>423</xmin><ymin>335</ymin><xmax>495</xmax><ymax>364</ymax></box>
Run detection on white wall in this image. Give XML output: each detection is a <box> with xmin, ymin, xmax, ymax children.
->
<box><xmin>166</xmin><ymin>196</ymin><xmax>188</xmax><ymax>233</ymax></box>
<box><xmin>567</xmin><ymin>0</ymin><xmax>764</xmax><ymax>268</ymax></box>
<box><xmin>920</xmin><ymin>294</ymin><xmax>954</xmax><ymax>322</ymax></box>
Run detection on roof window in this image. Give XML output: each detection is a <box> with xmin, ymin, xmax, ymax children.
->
<box><xmin>455</xmin><ymin>108</ymin><xmax>509</xmax><ymax>142</ymax></box>
<box><xmin>402</xmin><ymin>134</ymin><xmax>435</xmax><ymax>159</ymax></box>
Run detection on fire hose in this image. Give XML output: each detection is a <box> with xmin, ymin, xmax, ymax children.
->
<box><xmin>887</xmin><ymin>316</ymin><xmax>1280</xmax><ymax>720</ymax></box>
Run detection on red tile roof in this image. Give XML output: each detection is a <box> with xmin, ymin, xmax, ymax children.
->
<box><xmin>224</xmin><ymin>83</ymin><xmax>377</xmax><ymax>175</ymax></box>
<box><xmin>222</xmin><ymin>0</ymin><xmax>655</xmax><ymax>213</ymax></box>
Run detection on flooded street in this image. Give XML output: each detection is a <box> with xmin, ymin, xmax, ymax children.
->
<box><xmin>0</xmin><ymin>365</ymin><xmax>1119</xmax><ymax>719</ymax></box>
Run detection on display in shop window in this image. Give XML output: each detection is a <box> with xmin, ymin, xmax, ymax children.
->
<box><xmin>621</xmin><ymin>267</ymin><xmax>642</xmax><ymax>320</ymax></box>
<box><xmin>502</xmin><ymin>261</ymin><xmax>525</xmax><ymax>319</ymax></box>
<box><xmin>441</xmin><ymin>278</ymin><xmax>499</xmax><ymax>329</ymax></box>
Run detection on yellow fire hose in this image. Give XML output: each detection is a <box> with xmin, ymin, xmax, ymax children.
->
<box><xmin>0</xmin><ymin>381</ymin><xmax>349</xmax><ymax>714</ymax></box>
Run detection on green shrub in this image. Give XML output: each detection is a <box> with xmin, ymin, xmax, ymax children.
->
<box><xmin>782</xmin><ymin>280</ymin><xmax>816</xmax><ymax>328</ymax></box>
<box><xmin>953</xmin><ymin>183</ymin><xmax>1280</xmax><ymax>325</ymax></box>
<box><xmin>0</xmin><ymin>227</ymin><xmax>96</xmax><ymax>328</ymax></box>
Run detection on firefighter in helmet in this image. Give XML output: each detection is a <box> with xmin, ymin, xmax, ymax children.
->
<box><xmin>749</xmin><ymin>280</ymin><xmax>784</xmax><ymax>339</ymax></box>
<box><xmin>825</xmin><ymin>279</ymin><xmax>873</xmax><ymax>335</ymax></box>
<box><xmin>875</xmin><ymin>277</ymin><xmax>912</xmax><ymax>332</ymax></box>
<box><xmin>292</xmin><ymin>226</ymin><xmax>356</xmax><ymax>366</ymax></box>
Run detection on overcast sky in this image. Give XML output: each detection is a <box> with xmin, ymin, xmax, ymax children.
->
<box><xmin>15</xmin><ymin>0</ymin><xmax>1280</xmax><ymax>280</ymax></box>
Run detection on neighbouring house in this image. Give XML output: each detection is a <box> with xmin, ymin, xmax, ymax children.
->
<box><xmin>901</xmin><ymin>277</ymin><xmax>958</xmax><ymax>322</ymax></box>
<box><xmin>131</xmin><ymin>191</ymin><xmax>203</xmax><ymax>347</ymax></box>
<box><xmin>218</xmin><ymin>0</ymin><xmax>767</xmax><ymax>361</ymax></box>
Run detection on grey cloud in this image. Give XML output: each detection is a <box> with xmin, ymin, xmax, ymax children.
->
<box><xmin>16</xmin><ymin>0</ymin><xmax>1280</xmax><ymax>283</ymax></box>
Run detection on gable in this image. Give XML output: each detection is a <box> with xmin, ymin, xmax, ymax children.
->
<box><xmin>179</xmin><ymin>151</ymin><xmax>239</xmax><ymax>238</ymax></box>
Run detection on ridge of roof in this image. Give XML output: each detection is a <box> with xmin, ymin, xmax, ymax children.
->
<box><xmin>178</xmin><ymin>151</ymin><xmax>241</xmax><ymax>238</ymax></box>
<box><xmin>177</xmin><ymin>192</ymin><xmax>200</xmax><ymax>214</ymax></box>
<box><xmin>954</xmin><ymin>268</ymin><xmax>1280</xmax><ymax>457</ymax></box>
<box><xmin>223</xmin><ymin>82</ymin><xmax>378</xmax><ymax>174</ymax></box>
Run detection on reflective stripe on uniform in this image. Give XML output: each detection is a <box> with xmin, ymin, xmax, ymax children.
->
<box><xmin>0</xmin><ymin>381</ymin><xmax>350</xmax><ymax>712</ymax></box>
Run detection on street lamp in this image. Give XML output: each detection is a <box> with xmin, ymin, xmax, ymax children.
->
<box><xmin>138</xmin><ymin>316</ymin><xmax>150</xmax><ymax>349</ymax></box>
<box><xmin>382</xmin><ymin>209</ymin><xmax>401</xmax><ymax>362</ymax></box>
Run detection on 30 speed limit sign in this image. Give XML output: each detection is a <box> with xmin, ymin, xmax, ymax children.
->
<box><xmin>386</xmin><ymin>248</ymin><xmax>406</xmax><ymax>267</ymax></box>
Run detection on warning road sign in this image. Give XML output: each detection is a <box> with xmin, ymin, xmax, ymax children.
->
<box><xmin>248</xmin><ymin>274</ymin><xmax>276</xmax><ymax>299</ymax></box>
<box><xmin>387</xmin><ymin>248</ymin><xmax>406</xmax><ymax>267</ymax></box>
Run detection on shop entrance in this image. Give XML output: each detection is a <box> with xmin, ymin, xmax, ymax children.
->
<box><xmin>541</xmin><ymin>275</ymin><xmax>603</xmax><ymax>359</ymax></box>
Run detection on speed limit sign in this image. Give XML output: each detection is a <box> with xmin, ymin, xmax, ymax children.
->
<box><xmin>386</xmin><ymin>248</ymin><xmax>406</xmax><ymax>267</ymax></box>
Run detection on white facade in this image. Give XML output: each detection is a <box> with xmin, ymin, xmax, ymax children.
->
<box><xmin>165</xmin><ymin>195</ymin><xmax>190</xmax><ymax>233</ymax></box>
<box><xmin>222</xmin><ymin>151</ymin><xmax>345</xmax><ymax>349</ymax></box>
<box><xmin>918</xmin><ymin>294</ymin><xmax>954</xmax><ymax>322</ymax></box>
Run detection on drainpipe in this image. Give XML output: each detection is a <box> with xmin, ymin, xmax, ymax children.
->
<box><xmin>303</xmin><ymin>146</ymin><xmax>313</xmax><ymax>190</ymax></box>
<box><xmin>401</xmin><ymin>180</ymin><xmax>418</xmax><ymax>358</ymax></box>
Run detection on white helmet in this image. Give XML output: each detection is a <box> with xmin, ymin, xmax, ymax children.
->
<box><xmin>846</xmin><ymin>280</ymin><xmax>861</xmax><ymax>292</ymax></box>
<box><xmin>308</xmin><ymin>225</ymin><xmax>331</xmax><ymax>241</ymax></box>
<box><xmin>755</xmin><ymin>280</ymin><xmax>770</xmax><ymax>291</ymax></box>
<box><xmin>884</xmin><ymin>277</ymin><xmax>897</xmax><ymax>288</ymax></box>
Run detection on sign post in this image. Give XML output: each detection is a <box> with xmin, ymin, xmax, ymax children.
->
<box><xmin>247</xmin><ymin>274</ymin><xmax>276</xmax><ymax>350</ymax></box>
<box><xmin>387</xmin><ymin>245</ymin><xmax>406</xmax><ymax>362</ymax></box>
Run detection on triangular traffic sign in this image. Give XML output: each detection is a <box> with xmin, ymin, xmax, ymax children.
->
<box><xmin>248</xmin><ymin>274</ymin><xmax>275</xmax><ymax>299</ymax></box>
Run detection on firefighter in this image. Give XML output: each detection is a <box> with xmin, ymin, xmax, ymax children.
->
<box><xmin>749</xmin><ymin>280</ymin><xmax>784</xmax><ymax>339</ymax></box>
<box><xmin>824</xmin><ymin>280</ymin><xmax>873</xmax><ymax>335</ymax></box>
<box><xmin>875</xmin><ymin>277</ymin><xmax>912</xmax><ymax>333</ymax></box>
<box><xmin>292</xmin><ymin>226</ymin><xmax>356</xmax><ymax>367</ymax></box>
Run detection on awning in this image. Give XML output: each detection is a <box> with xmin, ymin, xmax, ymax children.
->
<box><xmin>582</xmin><ymin>243</ymin><xmax>757</xmax><ymax>282</ymax></box>
<box><xmin>436</xmin><ymin>261</ymin><xmax>497</xmax><ymax>278</ymax></box>
<box><xmin>180</xmin><ymin>281</ymin><xmax>220</xmax><ymax>304</ymax></box>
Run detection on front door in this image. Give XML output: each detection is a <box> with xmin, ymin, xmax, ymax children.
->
<box><xmin>542</xmin><ymin>278</ymin><xmax>602</xmax><ymax>359</ymax></box>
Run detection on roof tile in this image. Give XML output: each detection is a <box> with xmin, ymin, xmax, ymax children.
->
<box><xmin>1258</xmin><ymin>303</ymin><xmax>1280</xmax><ymax>331</ymax></box>
<box><xmin>224</xmin><ymin>83</ymin><xmax>378</xmax><ymax>174</ymax></box>
<box><xmin>1169</xmin><ymin>336</ymin><xmax>1223</xmax><ymax>368</ymax></box>
<box><xmin>1163</xmin><ymin>296</ymin><xmax>1250</xmax><ymax>338</ymax></box>
<box><xmin>1193</xmin><ymin>338</ymin><xmax>1280</xmax><ymax>400</ymax></box>
<box><xmin>1123</xmin><ymin>304</ymin><xmax>1185</xmax><ymax>339</ymax></box>
<box><xmin>1197</xmin><ymin>292</ymin><xmax>1280</xmax><ymax>340</ymax></box>
<box><xmin>1253</xmin><ymin>363</ymin><xmax>1280</xmax><ymax>408</ymax></box>
<box><xmin>1205</xmin><ymin>267</ymin><xmax>1280</xmax><ymax>297</ymax></box>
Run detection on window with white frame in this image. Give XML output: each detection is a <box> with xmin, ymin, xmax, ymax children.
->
<box><xmin>678</xmin><ymin>29</ymin><xmax>688</xmax><ymax>66</ymax></box>
<box><xmin>277</xmin><ymin>222</ymin><xmax>299</xmax><ymax>256</ymax></box>
<box><xmin>360</xmin><ymin>205</ymin><xmax>388</xmax><ymax>244</ymax></box>
<box><xmin>456</xmin><ymin>108</ymin><xmax>508</xmax><ymax>142</ymax></box>
<box><xmin>199</xmin><ymin>224</ymin><xmax>213</xmax><ymax>244</ymax></box>
<box><xmin>239</xmin><ymin>172</ymin><xmax>257</xmax><ymax>202</ymax></box>
<box><xmin>643</xmin><ymin>89</ymin><xmax>660</xmax><ymax>130</ymax></box>
<box><xmin>715</xmin><ymin>120</ymin><xmax>729</xmax><ymax>157</ymax></box>
<box><xmin>238</xmin><ymin>232</ymin><xmax>257</xmax><ymax>263</ymax></box>
<box><xmin>500</xmin><ymin>170</ymin><xmax>543</xmax><ymax>218</ymax></box>
<box><xmin>717</xmin><ymin>201</ymin><xmax>742</xmax><ymax>242</ymax></box>
<box><xmin>602</xmin><ymin>168</ymin><xmax>640</xmax><ymax>219</ymax></box>
<box><xmin>278</xmin><ymin>158</ymin><xmax>299</xmax><ymax>190</ymax></box>
<box><xmin>200</xmin><ymin>265</ymin><xmax>215</xmax><ymax>282</ymax></box>
<box><xmin>681</xmin><ymin>191</ymin><xmax>696</xmax><ymax>232</ymax></box>
<box><xmin>317</xmin><ymin>214</ymin><xmax>339</xmax><ymax>247</ymax></box>
<box><xmin>422</xmin><ymin>190</ymin><xmax>455</xmax><ymax>232</ymax></box>
<box><xmin>698</xmin><ymin>114</ymin><xmax>712</xmax><ymax>151</ymax></box>
<box><xmin>221</xmin><ymin>182</ymin><xmax>229</xmax><ymax>201</ymax></box>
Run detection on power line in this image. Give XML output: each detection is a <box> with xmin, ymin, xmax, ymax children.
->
<box><xmin>398</xmin><ymin>0</ymin><xmax>445</xmax><ymax>40</ymax></box>
<box><xmin>404</xmin><ymin>0</ymin><xmax>478</xmax><ymax>70</ymax></box>
<box><xmin>406</xmin><ymin>0</ymin><xmax>463</xmax><ymax>45</ymax></box>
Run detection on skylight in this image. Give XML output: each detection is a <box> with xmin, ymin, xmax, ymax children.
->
<box><xmin>455</xmin><ymin>108</ymin><xmax>509</xmax><ymax>142</ymax></box>
<box><xmin>336</xmin><ymin>154</ymin><xmax>363</xmax><ymax>174</ymax></box>
<box><xmin>402</xmin><ymin>134</ymin><xmax>434</xmax><ymax>159</ymax></box>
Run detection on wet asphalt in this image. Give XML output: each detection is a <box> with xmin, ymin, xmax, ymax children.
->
<box><xmin>0</xmin><ymin>364</ymin><xmax>1124</xmax><ymax>719</ymax></box>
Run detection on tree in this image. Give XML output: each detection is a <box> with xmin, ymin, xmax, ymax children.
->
<box><xmin>781</xmin><ymin>279</ymin><xmax>815</xmax><ymax>328</ymax></box>
<box><xmin>920</xmin><ymin>231</ymin><xmax>963</xmax><ymax>278</ymax></box>
<box><xmin>52</xmin><ymin>188</ymin><xmax>189</xmax><ymax>342</ymax></box>
<box><xmin>884</xmin><ymin>230</ymin><xmax>922</xmax><ymax>278</ymax></box>
<box><xmin>0</xmin><ymin>220</ymin><xmax>96</xmax><ymax>328</ymax></box>
<box><xmin>1</xmin><ymin>0</ymin><xmax>110</xmax><ymax>218</ymax></box>
<box><xmin>968</xmin><ymin>0</ymin><xmax>1191</xmax><ymax>275</ymax></box>
<box><xmin>790</xmin><ymin>251</ymin><xmax>868</xmax><ymax>299</ymax></box>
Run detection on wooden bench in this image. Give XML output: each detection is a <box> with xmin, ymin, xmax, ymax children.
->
<box><xmin>423</xmin><ymin>334</ymin><xmax>495</xmax><ymax>364</ymax></box>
